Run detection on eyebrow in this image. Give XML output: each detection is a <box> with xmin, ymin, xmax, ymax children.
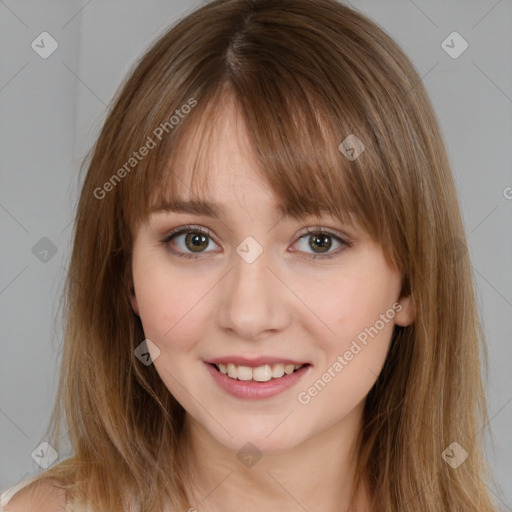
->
<box><xmin>148</xmin><ymin>199</ymin><xmax>225</xmax><ymax>217</ymax></box>
<box><xmin>148</xmin><ymin>199</ymin><xmax>315</xmax><ymax>220</ymax></box>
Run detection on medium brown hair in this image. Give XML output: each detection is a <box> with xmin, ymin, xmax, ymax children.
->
<box><xmin>28</xmin><ymin>0</ymin><xmax>500</xmax><ymax>510</ymax></box>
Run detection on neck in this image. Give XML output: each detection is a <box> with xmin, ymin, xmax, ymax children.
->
<box><xmin>181</xmin><ymin>401</ymin><xmax>369</xmax><ymax>512</ymax></box>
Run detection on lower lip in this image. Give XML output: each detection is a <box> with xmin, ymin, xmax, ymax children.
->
<box><xmin>205</xmin><ymin>362</ymin><xmax>311</xmax><ymax>400</ymax></box>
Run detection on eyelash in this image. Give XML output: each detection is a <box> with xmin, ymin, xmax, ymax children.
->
<box><xmin>159</xmin><ymin>224</ymin><xmax>352</xmax><ymax>261</ymax></box>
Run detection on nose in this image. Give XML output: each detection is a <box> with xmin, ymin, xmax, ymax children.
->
<box><xmin>216</xmin><ymin>244</ymin><xmax>292</xmax><ymax>341</ymax></box>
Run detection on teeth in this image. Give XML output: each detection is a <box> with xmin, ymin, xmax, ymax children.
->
<box><xmin>253</xmin><ymin>365</ymin><xmax>272</xmax><ymax>382</ymax></box>
<box><xmin>271</xmin><ymin>363</ymin><xmax>284</xmax><ymax>378</ymax></box>
<box><xmin>227</xmin><ymin>363</ymin><xmax>236</xmax><ymax>379</ymax></box>
<box><xmin>237</xmin><ymin>366</ymin><xmax>253</xmax><ymax>381</ymax></box>
<box><xmin>284</xmin><ymin>364</ymin><xmax>295</xmax><ymax>375</ymax></box>
<box><xmin>214</xmin><ymin>362</ymin><xmax>305</xmax><ymax>381</ymax></box>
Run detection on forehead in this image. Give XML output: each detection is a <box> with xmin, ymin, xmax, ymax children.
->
<box><xmin>143</xmin><ymin>88</ymin><xmax>360</xmax><ymax>233</ymax></box>
<box><xmin>167</xmin><ymin>93</ymin><xmax>258</xmax><ymax>177</ymax></box>
<box><xmin>147</xmin><ymin>196</ymin><xmax>343</xmax><ymax>226</ymax></box>
<box><xmin>148</xmin><ymin>95</ymin><xmax>295</xmax><ymax>218</ymax></box>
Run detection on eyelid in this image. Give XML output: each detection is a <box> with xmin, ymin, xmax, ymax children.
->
<box><xmin>299</xmin><ymin>225</ymin><xmax>348</xmax><ymax>239</ymax></box>
<box><xmin>163</xmin><ymin>224</ymin><xmax>211</xmax><ymax>237</ymax></box>
<box><xmin>161</xmin><ymin>224</ymin><xmax>351</xmax><ymax>242</ymax></box>
<box><xmin>293</xmin><ymin>226</ymin><xmax>352</xmax><ymax>260</ymax></box>
<box><xmin>160</xmin><ymin>224</ymin><xmax>217</xmax><ymax>246</ymax></box>
<box><xmin>297</xmin><ymin>225</ymin><xmax>353</xmax><ymax>244</ymax></box>
<box><xmin>159</xmin><ymin>224</ymin><xmax>352</xmax><ymax>260</ymax></box>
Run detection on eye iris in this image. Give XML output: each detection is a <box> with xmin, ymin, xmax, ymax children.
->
<box><xmin>179</xmin><ymin>231</ymin><xmax>335</xmax><ymax>255</ymax></box>
<box><xmin>185</xmin><ymin>232</ymin><xmax>209</xmax><ymax>252</ymax></box>
<box><xmin>309</xmin><ymin>233</ymin><xmax>331</xmax><ymax>253</ymax></box>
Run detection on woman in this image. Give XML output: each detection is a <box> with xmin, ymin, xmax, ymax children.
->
<box><xmin>1</xmin><ymin>0</ymin><xmax>500</xmax><ymax>510</ymax></box>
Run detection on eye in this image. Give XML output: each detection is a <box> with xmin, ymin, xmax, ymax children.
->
<box><xmin>292</xmin><ymin>227</ymin><xmax>351</xmax><ymax>260</ymax></box>
<box><xmin>160</xmin><ymin>225</ymin><xmax>352</xmax><ymax>260</ymax></box>
<box><xmin>160</xmin><ymin>224</ymin><xmax>219</xmax><ymax>259</ymax></box>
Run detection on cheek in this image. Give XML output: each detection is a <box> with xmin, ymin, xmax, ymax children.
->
<box><xmin>132</xmin><ymin>256</ymin><xmax>210</xmax><ymax>349</ymax></box>
<box><xmin>296</xmin><ymin>272</ymin><xmax>399</xmax><ymax>414</ymax></box>
<box><xmin>303</xmin><ymin>259</ymin><xmax>400</xmax><ymax>358</ymax></box>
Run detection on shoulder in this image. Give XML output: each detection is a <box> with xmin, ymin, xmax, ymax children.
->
<box><xmin>2</xmin><ymin>477</ymin><xmax>67</xmax><ymax>512</ymax></box>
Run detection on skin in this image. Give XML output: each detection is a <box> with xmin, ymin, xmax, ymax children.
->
<box><xmin>129</xmin><ymin>95</ymin><xmax>414</xmax><ymax>512</ymax></box>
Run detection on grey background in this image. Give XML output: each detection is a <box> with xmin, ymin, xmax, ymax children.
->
<box><xmin>1</xmin><ymin>0</ymin><xmax>511</xmax><ymax>508</ymax></box>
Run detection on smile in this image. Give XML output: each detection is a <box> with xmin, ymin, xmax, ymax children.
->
<box><xmin>205</xmin><ymin>362</ymin><xmax>311</xmax><ymax>400</ymax></box>
<box><xmin>213</xmin><ymin>362</ymin><xmax>305</xmax><ymax>381</ymax></box>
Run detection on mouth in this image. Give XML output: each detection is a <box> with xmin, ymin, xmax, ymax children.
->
<box><xmin>209</xmin><ymin>362</ymin><xmax>310</xmax><ymax>382</ymax></box>
<box><xmin>205</xmin><ymin>360</ymin><xmax>311</xmax><ymax>400</ymax></box>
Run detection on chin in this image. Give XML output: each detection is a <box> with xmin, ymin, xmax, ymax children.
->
<box><xmin>206</xmin><ymin>418</ymin><xmax>307</xmax><ymax>456</ymax></box>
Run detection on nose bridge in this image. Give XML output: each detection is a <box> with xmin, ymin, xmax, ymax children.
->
<box><xmin>217</xmin><ymin>238</ymin><xmax>290</xmax><ymax>339</ymax></box>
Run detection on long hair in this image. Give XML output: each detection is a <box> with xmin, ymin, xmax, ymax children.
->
<box><xmin>29</xmin><ymin>0</ymin><xmax>499</xmax><ymax>510</ymax></box>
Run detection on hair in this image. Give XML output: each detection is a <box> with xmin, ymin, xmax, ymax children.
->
<box><xmin>24</xmin><ymin>0</ymin><xmax>500</xmax><ymax>510</ymax></box>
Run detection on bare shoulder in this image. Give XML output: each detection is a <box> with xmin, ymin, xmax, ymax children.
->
<box><xmin>3</xmin><ymin>477</ymin><xmax>67</xmax><ymax>512</ymax></box>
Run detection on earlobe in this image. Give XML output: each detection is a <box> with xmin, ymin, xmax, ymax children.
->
<box><xmin>394</xmin><ymin>295</ymin><xmax>415</xmax><ymax>327</ymax></box>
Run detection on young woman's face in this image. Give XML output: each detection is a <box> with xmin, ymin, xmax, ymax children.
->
<box><xmin>129</xmin><ymin>98</ymin><xmax>414</xmax><ymax>455</ymax></box>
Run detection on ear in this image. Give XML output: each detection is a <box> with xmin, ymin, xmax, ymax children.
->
<box><xmin>394</xmin><ymin>294</ymin><xmax>415</xmax><ymax>327</ymax></box>
<box><xmin>129</xmin><ymin>285</ymin><xmax>140</xmax><ymax>316</ymax></box>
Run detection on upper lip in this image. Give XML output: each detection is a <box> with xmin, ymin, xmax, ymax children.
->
<box><xmin>206</xmin><ymin>356</ymin><xmax>310</xmax><ymax>367</ymax></box>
